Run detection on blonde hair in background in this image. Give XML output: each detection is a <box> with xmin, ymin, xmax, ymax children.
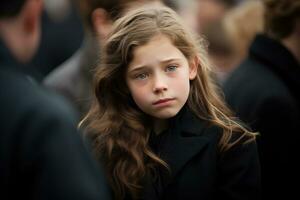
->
<box><xmin>223</xmin><ymin>0</ymin><xmax>264</xmax><ymax>65</ymax></box>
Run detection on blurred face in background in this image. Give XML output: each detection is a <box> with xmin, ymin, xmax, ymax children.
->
<box><xmin>0</xmin><ymin>0</ymin><xmax>43</xmax><ymax>63</ymax></box>
<box><xmin>196</xmin><ymin>0</ymin><xmax>229</xmax><ymax>34</ymax></box>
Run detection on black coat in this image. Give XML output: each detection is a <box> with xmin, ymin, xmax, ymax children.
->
<box><xmin>0</xmin><ymin>41</ymin><xmax>110</xmax><ymax>200</ymax></box>
<box><xmin>223</xmin><ymin>34</ymin><xmax>300</xmax><ymax>199</ymax></box>
<box><xmin>142</xmin><ymin>107</ymin><xmax>261</xmax><ymax>200</ymax></box>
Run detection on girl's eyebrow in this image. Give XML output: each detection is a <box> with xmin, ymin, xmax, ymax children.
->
<box><xmin>160</xmin><ymin>58</ymin><xmax>181</xmax><ymax>64</ymax></box>
<box><xmin>129</xmin><ymin>57</ymin><xmax>182</xmax><ymax>73</ymax></box>
<box><xmin>128</xmin><ymin>66</ymin><xmax>149</xmax><ymax>74</ymax></box>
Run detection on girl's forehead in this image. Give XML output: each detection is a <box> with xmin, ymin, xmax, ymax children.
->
<box><xmin>133</xmin><ymin>35</ymin><xmax>176</xmax><ymax>54</ymax></box>
<box><xmin>127</xmin><ymin>35</ymin><xmax>188</xmax><ymax>71</ymax></box>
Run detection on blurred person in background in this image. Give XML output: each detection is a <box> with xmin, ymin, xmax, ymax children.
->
<box><xmin>194</xmin><ymin>0</ymin><xmax>239</xmax><ymax>84</ymax></box>
<box><xmin>43</xmin><ymin>0</ymin><xmax>161</xmax><ymax>119</ymax></box>
<box><xmin>208</xmin><ymin>0</ymin><xmax>264</xmax><ymax>83</ymax></box>
<box><xmin>28</xmin><ymin>0</ymin><xmax>84</xmax><ymax>81</ymax></box>
<box><xmin>223</xmin><ymin>0</ymin><xmax>300</xmax><ymax>198</ymax></box>
<box><xmin>0</xmin><ymin>0</ymin><xmax>111</xmax><ymax>199</ymax></box>
<box><xmin>162</xmin><ymin>0</ymin><xmax>199</xmax><ymax>31</ymax></box>
<box><xmin>195</xmin><ymin>0</ymin><xmax>237</xmax><ymax>34</ymax></box>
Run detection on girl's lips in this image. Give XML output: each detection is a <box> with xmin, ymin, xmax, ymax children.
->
<box><xmin>153</xmin><ymin>98</ymin><xmax>175</xmax><ymax>105</ymax></box>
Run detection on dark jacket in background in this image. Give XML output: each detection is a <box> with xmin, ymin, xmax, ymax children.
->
<box><xmin>141</xmin><ymin>106</ymin><xmax>261</xmax><ymax>200</ymax></box>
<box><xmin>28</xmin><ymin>4</ymin><xmax>84</xmax><ymax>81</ymax></box>
<box><xmin>0</xmin><ymin>41</ymin><xmax>110</xmax><ymax>200</ymax></box>
<box><xmin>223</xmin><ymin>34</ymin><xmax>300</xmax><ymax>199</ymax></box>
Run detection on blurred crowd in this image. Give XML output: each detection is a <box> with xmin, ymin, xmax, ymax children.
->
<box><xmin>1</xmin><ymin>0</ymin><xmax>299</xmax><ymax>199</ymax></box>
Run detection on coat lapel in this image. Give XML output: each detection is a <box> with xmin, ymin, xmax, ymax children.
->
<box><xmin>159</xmin><ymin>106</ymin><xmax>211</xmax><ymax>186</ymax></box>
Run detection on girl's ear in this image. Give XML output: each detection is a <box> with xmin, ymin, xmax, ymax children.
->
<box><xmin>189</xmin><ymin>56</ymin><xmax>199</xmax><ymax>80</ymax></box>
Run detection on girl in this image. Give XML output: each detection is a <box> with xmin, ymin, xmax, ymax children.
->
<box><xmin>80</xmin><ymin>5</ymin><xmax>261</xmax><ymax>200</ymax></box>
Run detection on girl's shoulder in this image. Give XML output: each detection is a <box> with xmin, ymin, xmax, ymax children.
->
<box><xmin>174</xmin><ymin>106</ymin><xmax>256</xmax><ymax>148</ymax></box>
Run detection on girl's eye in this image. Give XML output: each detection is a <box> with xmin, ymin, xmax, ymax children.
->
<box><xmin>135</xmin><ymin>73</ymin><xmax>148</xmax><ymax>80</ymax></box>
<box><xmin>166</xmin><ymin>65</ymin><xmax>178</xmax><ymax>72</ymax></box>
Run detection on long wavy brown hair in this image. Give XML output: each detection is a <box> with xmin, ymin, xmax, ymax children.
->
<box><xmin>80</xmin><ymin>5</ymin><xmax>256</xmax><ymax>199</ymax></box>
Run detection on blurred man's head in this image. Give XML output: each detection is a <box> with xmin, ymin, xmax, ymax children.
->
<box><xmin>0</xmin><ymin>0</ymin><xmax>43</xmax><ymax>63</ymax></box>
<box><xmin>264</xmin><ymin>0</ymin><xmax>300</xmax><ymax>39</ymax></box>
<box><xmin>0</xmin><ymin>0</ymin><xmax>27</xmax><ymax>18</ymax></box>
<box><xmin>76</xmin><ymin>0</ymin><xmax>160</xmax><ymax>41</ymax></box>
<box><xmin>195</xmin><ymin>0</ymin><xmax>237</xmax><ymax>34</ymax></box>
<box><xmin>264</xmin><ymin>0</ymin><xmax>300</xmax><ymax>63</ymax></box>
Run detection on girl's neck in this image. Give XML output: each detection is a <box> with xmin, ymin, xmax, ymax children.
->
<box><xmin>153</xmin><ymin>118</ymin><xmax>169</xmax><ymax>135</ymax></box>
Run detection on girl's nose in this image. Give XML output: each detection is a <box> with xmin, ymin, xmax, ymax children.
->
<box><xmin>152</xmin><ymin>77</ymin><xmax>168</xmax><ymax>93</ymax></box>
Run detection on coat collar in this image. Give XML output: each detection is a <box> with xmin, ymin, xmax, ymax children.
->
<box><xmin>1</xmin><ymin>39</ymin><xmax>39</xmax><ymax>86</ymax></box>
<box><xmin>250</xmin><ymin>34</ymin><xmax>299</xmax><ymax>70</ymax></box>
<box><xmin>158</xmin><ymin>106</ymin><xmax>217</xmax><ymax>187</ymax></box>
<box><xmin>0</xmin><ymin>39</ymin><xmax>17</xmax><ymax>69</ymax></box>
<box><xmin>0</xmin><ymin>39</ymin><xmax>30</xmax><ymax>74</ymax></box>
<box><xmin>249</xmin><ymin>34</ymin><xmax>300</xmax><ymax>103</ymax></box>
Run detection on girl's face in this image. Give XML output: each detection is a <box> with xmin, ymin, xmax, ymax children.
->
<box><xmin>126</xmin><ymin>34</ymin><xmax>197</xmax><ymax>119</ymax></box>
